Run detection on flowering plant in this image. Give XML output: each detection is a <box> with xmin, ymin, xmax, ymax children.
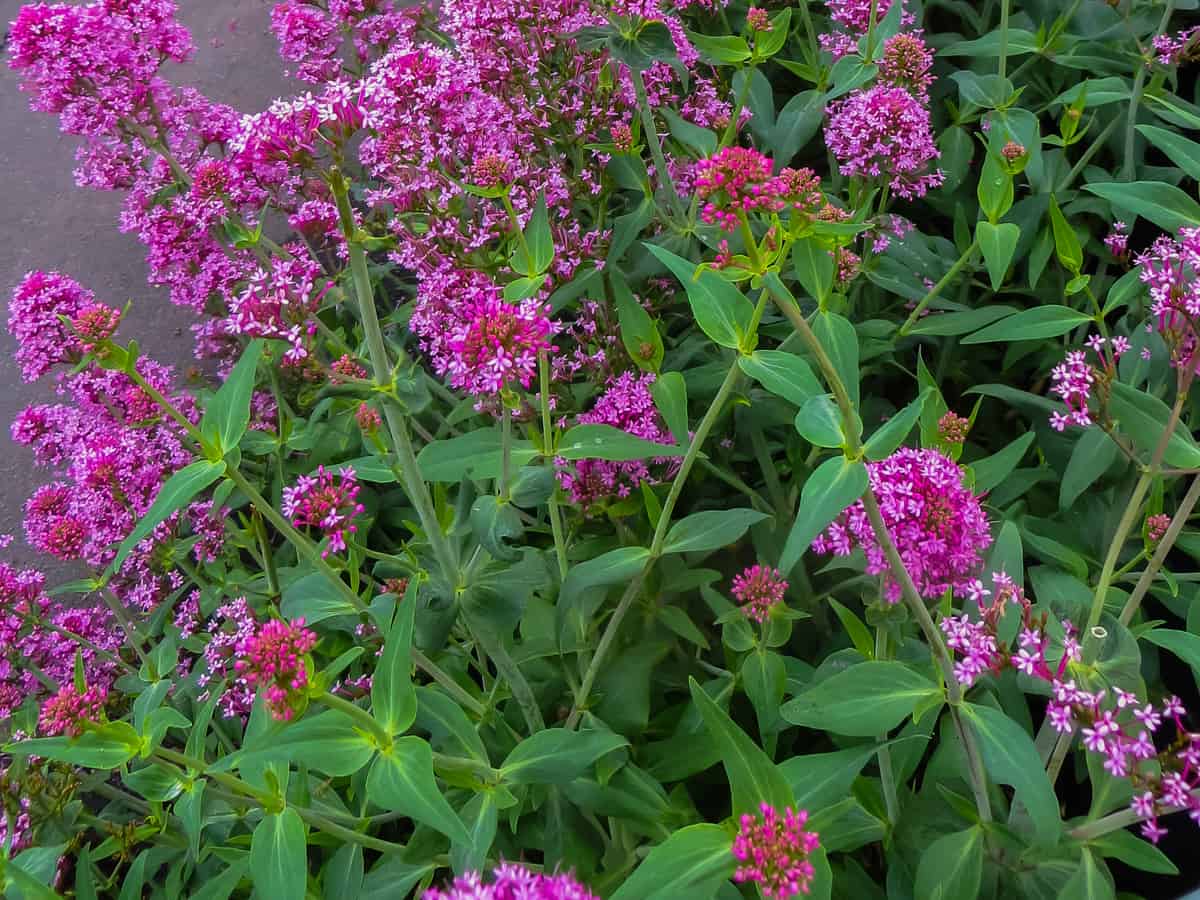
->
<box><xmin>4</xmin><ymin>0</ymin><xmax>1200</xmax><ymax>897</ymax></box>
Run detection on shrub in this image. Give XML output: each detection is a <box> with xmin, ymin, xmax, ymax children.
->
<box><xmin>3</xmin><ymin>0</ymin><xmax>1200</xmax><ymax>897</ymax></box>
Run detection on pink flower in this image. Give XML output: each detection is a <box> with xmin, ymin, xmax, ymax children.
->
<box><xmin>1048</xmin><ymin>350</ymin><xmax>1096</xmax><ymax>431</ymax></box>
<box><xmin>423</xmin><ymin>862</ymin><xmax>598</xmax><ymax>899</ymax></box>
<box><xmin>732</xmin><ymin>804</ymin><xmax>821</xmax><ymax>899</ymax></box>
<box><xmin>282</xmin><ymin>466</ymin><xmax>365</xmax><ymax>556</ymax></box>
<box><xmin>812</xmin><ymin>448</ymin><xmax>992</xmax><ymax>602</ymax></box>
<box><xmin>38</xmin><ymin>684</ymin><xmax>107</xmax><ymax>737</ymax></box>
<box><xmin>8</xmin><ymin>271</ymin><xmax>96</xmax><ymax>382</ymax></box>
<box><xmin>732</xmin><ymin>565</ymin><xmax>788</xmax><ymax>623</ymax></box>
<box><xmin>234</xmin><ymin>618</ymin><xmax>318</xmax><ymax>721</ymax></box>
<box><xmin>878</xmin><ymin>33</ymin><xmax>933</xmax><ymax>95</ymax></box>
<box><xmin>693</xmin><ymin>148</ymin><xmax>823</xmax><ymax>231</ymax></box>
<box><xmin>446</xmin><ymin>296</ymin><xmax>556</xmax><ymax>395</ymax></box>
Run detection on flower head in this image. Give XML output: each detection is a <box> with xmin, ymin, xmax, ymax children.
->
<box><xmin>938</xmin><ymin>411</ymin><xmax>970</xmax><ymax>444</ymax></box>
<box><xmin>732</xmin><ymin>565</ymin><xmax>788</xmax><ymax>623</ymax></box>
<box><xmin>446</xmin><ymin>297</ymin><xmax>556</xmax><ymax>395</ymax></box>
<box><xmin>8</xmin><ymin>271</ymin><xmax>97</xmax><ymax>381</ymax></box>
<box><xmin>38</xmin><ymin>684</ymin><xmax>107</xmax><ymax>737</ymax></box>
<box><xmin>732</xmin><ymin>804</ymin><xmax>821</xmax><ymax>899</ymax></box>
<box><xmin>812</xmin><ymin>448</ymin><xmax>991</xmax><ymax>602</ymax></box>
<box><xmin>282</xmin><ymin>466</ymin><xmax>365</xmax><ymax>556</ymax></box>
<box><xmin>1147</xmin><ymin>513</ymin><xmax>1171</xmax><ymax>544</ymax></box>
<box><xmin>423</xmin><ymin>862</ymin><xmax>599</xmax><ymax>899</ymax></box>
<box><xmin>234</xmin><ymin>618</ymin><xmax>318</xmax><ymax>721</ymax></box>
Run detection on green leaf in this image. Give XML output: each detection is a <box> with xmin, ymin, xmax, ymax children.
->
<box><xmin>778</xmin><ymin>743</ymin><xmax>880</xmax><ymax>809</ymax></box>
<box><xmin>793</xmin><ymin>237</ymin><xmax>834</xmax><ymax>305</ymax></box>
<box><xmin>976</xmin><ymin>222</ymin><xmax>1020</xmax><ymax>291</ymax></box>
<box><xmin>373</xmin><ymin>579</ymin><xmax>419</xmax><ymax>736</ymax></box>
<box><xmin>323</xmin><ymin>844</ymin><xmax>364</xmax><ymax>900</ymax></box>
<box><xmin>200</xmin><ymin>339</ymin><xmax>263</xmax><ymax>455</ymax></box>
<box><xmin>977</xmin><ymin>153</ymin><xmax>1014</xmax><ymax>221</ymax></box>
<box><xmin>754</xmin><ymin>8</ymin><xmax>792</xmax><ymax>59</ymax></box>
<box><xmin>511</xmin><ymin>193</ymin><xmax>554</xmax><ymax>276</ymax></box>
<box><xmin>739</xmin><ymin>350</ymin><xmax>823</xmax><ymax>406</ymax></box>
<box><xmin>686</xmin><ymin>31</ymin><xmax>752</xmax><ymax>64</ymax></box>
<box><xmin>971</xmin><ymin>432</ymin><xmax>1036</xmax><ymax>494</ymax></box>
<box><xmin>469</xmin><ymin>495</ymin><xmax>524</xmax><ymax>561</ymax></box>
<box><xmin>742</xmin><ymin>649</ymin><xmax>787</xmax><ymax>737</ymax></box>
<box><xmin>941</xmin><ymin>28</ymin><xmax>1039</xmax><ymax>57</ymax></box>
<box><xmin>1089</xmin><ymin>828</ymin><xmax>1178</xmax><ymax>876</ymax></box>
<box><xmin>250</xmin><ymin>809</ymin><xmax>307</xmax><ymax>900</ymax></box>
<box><xmin>864</xmin><ymin>390</ymin><xmax>930</xmax><ymax>460</ymax></box>
<box><xmin>1048</xmin><ymin>196</ymin><xmax>1083</xmax><ymax>274</ymax></box>
<box><xmin>961</xmin><ymin>703</ymin><xmax>1062</xmax><ymax>844</ymax></box>
<box><xmin>812</xmin><ymin>311</ymin><xmax>860</xmax><ymax>408</ymax></box>
<box><xmin>1142</xmin><ymin>628</ymin><xmax>1200</xmax><ymax>678</ymax></box>
<box><xmin>500</xmin><ymin>729</ymin><xmax>629</xmax><ymax>784</ymax></box>
<box><xmin>417</xmin><ymin>430</ymin><xmax>539</xmax><ymax>482</ymax></box>
<box><xmin>795</xmin><ymin>395</ymin><xmax>844</xmax><ymax>448</ymax></box>
<box><xmin>1060</xmin><ymin>427</ymin><xmax>1119</xmax><ymax>510</ymax></box>
<box><xmin>1109</xmin><ymin>382</ymin><xmax>1200</xmax><ymax>469</ymax></box>
<box><xmin>189</xmin><ymin>857</ymin><xmax>250</xmax><ymax>900</ymax></box>
<box><xmin>651</xmin><ymin>371</ymin><xmax>689</xmax><ymax>445</ymax></box>
<box><xmin>367</xmin><ymin>737</ymin><xmax>471</xmax><ymax>843</ymax></box>
<box><xmin>341</xmin><ymin>456</ymin><xmax>397</xmax><ymax>483</ymax></box>
<box><xmin>661</xmin><ymin>109</ymin><xmax>717</xmax><ymax>157</ymax></box>
<box><xmin>609</xmin><ymin>824</ymin><xmax>736</xmax><ymax>900</ymax></box>
<box><xmin>779</xmin><ymin>456</ymin><xmax>868</xmax><ymax>573</ymax></box>
<box><xmin>662</xmin><ymin>508</ymin><xmax>769</xmax><ymax>555</ymax></box>
<box><xmin>280</xmin><ymin>572</ymin><xmax>359</xmax><ymax>626</ymax></box>
<box><xmin>1058</xmin><ymin>850</ymin><xmax>1114</xmax><ymax>900</ymax></box>
<box><xmin>961</xmin><ymin>306</ymin><xmax>1093</xmax><ymax>344</ymax></box>
<box><xmin>112</xmin><ymin>460</ymin><xmax>224</xmax><ymax>569</ymax></box>
<box><xmin>781</xmin><ymin>661</ymin><xmax>941</xmax><ymax>736</ymax></box>
<box><xmin>646</xmin><ymin>243</ymin><xmax>754</xmax><ymax>349</ymax></box>
<box><xmin>558</xmin><ymin>423</ymin><xmax>683</xmax><ymax>460</ymax></box>
<box><xmin>1084</xmin><ymin>181</ymin><xmax>1200</xmax><ymax>233</ymax></box>
<box><xmin>415</xmin><ymin>685</ymin><xmax>489</xmax><ymax>764</ymax></box>
<box><xmin>1136</xmin><ymin>125</ymin><xmax>1200</xmax><ymax>183</ymax></box>
<box><xmin>913</xmin><ymin>827</ymin><xmax>983</xmax><ymax>900</ymax></box>
<box><xmin>827</xmin><ymin>599</ymin><xmax>874</xmax><ymax>659</ymax></box>
<box><xmin>217</xmin><ymin>710</ymin><xmax>375</xmax><ymax>778</ymax></box>
<box><xmin>6</xmin><ymin>722</ymin><xmax>142</xmax><ymax>769</ymax></box>
<box><xmin>360</xmin><ymin>858</ymin><xmax>435</xmax><ymax>900</ymax></box>
<box><xmin>560</xmin><ymin>546</ymin><xmax>650</xmax><ymax>624</ymax></box>
<box><xmin>907</xmin><ymin>306</ymin><xmax>1016</xmax><ymax>337</ymax></box>
<box><xmin>612</xmin><ymin>271</ymin><xmax>664</xmax><ymax>373</ymax></box>
<box><xmin>688</xmin><ymin>677</ymin><xmax>794</xmax><ymax>814</ymax></box>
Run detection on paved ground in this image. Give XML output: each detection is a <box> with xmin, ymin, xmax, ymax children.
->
<box><xmin>0</xmin><ymin>0</ymin><xmax>288</xmax><ymax>574</ymax></box>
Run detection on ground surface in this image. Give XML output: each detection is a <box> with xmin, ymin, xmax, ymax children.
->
<box><xmin>0</xmin><ymin>0</ymin><xmax>287</xmax><ymax>575</ymax></box>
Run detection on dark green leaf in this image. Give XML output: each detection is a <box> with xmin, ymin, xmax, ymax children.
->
<box><xmin>662</xmin><ymin>508</ymin><xmax>769</xmax><ymax>555</ymax></box>
<box><xmin>511</xmin><ymin>193</ymin><xmax>554</xmax><ymax>276</ymax></box>
<box><xmin>864</xmin><ymin>390</ymin><xmax>930</xmax><ymax>460</ymax></box>
<box><xmin>778</xmin><ymin>743</ymin><xmax>880</xmax><ymax>810</ymax></box>
<box><xmin>1090</xmin><ymin>829</ymin><xmax>1178</xmax><ymax>875</ymax></box>
<box><xmin>1136</xmin><ymin>125</ymin><xmax>1200</xmax><ymax>183</ymax></box>
<box><xmin>6</xmin><ymin>722</ymin><xmax>141</xmax><ymax>769</ymax></box>
<box><xmin>1058</xmin><ymin>850</ymin><xmax>1114</xmax><ymax>900</ymax></box>
<box><xmin>367</xmin><ymin>737</ymin><xmax>470</xmax><ymax>843</ymax></box>
<box><xmin>913</xmin><ymin>827</ymin><xmax>983</xmax><ymax>900</ymax></box>
<box><xmin>971</xmin><ymin>432</ymin><xmax>1036</xmax><ymax>494</ymax></box>
<box><xmin>907</xmin><ymin>306</ymin><xmax>1016</xmax><ymax>337</ymax></box>
<box><xmin>961</xmin><ymin>306</ymin><xmax>1093</xmax><ymax>344</ymax></box>
<box><xmin>1109</xmin><ymin>382</ymin><xmax>1200</xmax><ymax>469</ymax></box>
<box><xmin>781</xmin><ymin>661</ymin><xmax>941</xmax><ymax>736</ymax></box>
<box><xmin>739</xmin><ymin>350</ymin><xmax>823</xmax><ymax>406</ymax></box>
<box><xmin>795</xmin><ymin>395</ymin><xmax>844</xmax><ymax>448</ymax></box>
<box><xmin>976</xmin><ymin>222</ymin><xmax>1020</xmax><ymax>291</ymax></box>
<box><xmin>1084</xmin><ymin>181</ymin><xmax>1200</xmax><ymax>233</ymax></box>
<box><xmin>112</xmin><ymin>460</ymin><xmax>224</xmax><ymax>569</ymax></box>
<box><xmin>373</xmin><ymin>579</ymin><xmax>419</xmax><ymax>736</ymax></box>
<box><xmin>1142</xmin><ymin>628</ymin><xmax>1200</xmax><ymax>678</ymax></box>
<box><xmin>609</xmin><ymin>824</ymin><xmax>735</xmax><ymax>900</ymax></box>
<box><xmin>500</xmin><ymin>729</ymin><xmax>629</xmax><ymax>784</ymax></box>
<box><xmin>1060</xmin><ymin>427</ymin><xmax>1119</xmax><ymax>510</ymax></box>
<box><xmin>417</xmin><ymin>430</ymin><xmax>539</xmax><ymax>482</ymax></box>
<box><xmin>280</xmin><ymin>572</ymin><xmax>359</xmax><ymax>626</ymax></box>
<box><xmin>558</xmin><ymin>423</ymin><xmax>683</xmax><ymax>460</ymax></box>
<box><xmin>651</xmin><ymin>372</ymin><xmax>689</xmax><ymax>444</ymax></box>
<box><xmin>613</xmin><ymin>271</ymin><xmax>664</xmax><ymax>373</ymax></box>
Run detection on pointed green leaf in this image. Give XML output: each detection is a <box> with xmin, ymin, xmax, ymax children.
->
<box><xmin>976</xmin><ymin>222</ymin><xmax>1020</xmax><ymax>291</ymax></box>
<box><xmin>651</xmin><ymin>372</ymin><xmax>689</xmax><ymax>445</ymax></box>
<box><xmin>914</xmin><ymin>827</ymin><xmax>983</xmax><ymax>900</ymax></box>
<box><xmin>610</xmin><ymin>824</ymin><xmax>736</xmax><ymax>900</ymax></box>
<box><xmin>864</xmin><ymin>389</ymin><xmax>931</xmax><ymax>460</ymax></box>
<box><xmin>511</xmin><ymin>193</ymin><xmax>554</xmax><ymax>276</ymax></box>
<box><xmin>373</xmin><ymin>579</ymin><xmax>419</xmax><ymax>736</ymax></box>
<box><xmin>1084</xmin><ymin>181</ymin><xmax>1200</xmax><ymax>233</ymax></box>
<box><xmin>500</xmin><ymin>729</ymin><xmax>629</xmax><ymax>785</ymax></box>
<box><xmin>781</xmin><ymin>661</ymin><xmax>941</xmax><ymax>736</ymax></box>
<box><xmin>612</xmin><ymin>271</ymin><xmax>664</xmax><ymax>373</ymax></box>
<box><xmin>367</xmin><ymin>737</ymin><xmax>470</xmax><ymax>844</ymax></box>
<box><xmin>250</xmin><ymin>809</ymin><xmax>307</xmax><ymax>900</ymax></box>
<box><xmin>961</xmin><ymin>306</ymin><xmax>1093</xmax><ymax>344</ymax></box>
<box><xmin>663</xmin><ymin>508</ymin><xmax>769</xmax><ymax>555</ymax></box>
<box><xmin>793</xmin><ymin>237</ymin><xmax>834</xmax><ymax>305</ymax></box>
<box><xmin>1059</xmin><ymin>850</ymin><xmax>1114</xmax><ymax>900</ymax></box>
<box><xmin>201</xmin><ymin>339</ymin><xmax>264</xmax><ymax>454</ymax></box>
<box><xmin>795</xmin><ymin>395</ymin><xmax>844</xmax><ymax>448</ymax></box>
<box><xmin>645</xmin><ymin>243</ymin><xmax>754</xmax><ymax>348</ymax></box>
<box><xmin>739</xmin><ymin>350</ymin><xmax>823</xmax><ymax>407</ymax></box>
<box><xmin>779</xmin><ymin>456</ymin><xmax>868</xmax><ymax>573</ymax></box>
<box><xmin>1060</xmin><ymin>427</ymin><xmax>1119</xmax><ymax>510</ymax></box>
<box><xmin>112</xmin><ymin>460</ymin><xmax>224</xmax><ymax>569</ymax></box>
<box><xmin>812</xmin><ymin>311</ymin><xmax>860</xmax><ymax>407</ymax></box>
<box><xmin>558</xmin><ymin>423</ymin><xmax>683</xmax><ymax>460</ymax></box>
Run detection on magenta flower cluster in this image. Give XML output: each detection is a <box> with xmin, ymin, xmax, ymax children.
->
<box><xmin>446</xmin><ymin>296</ymin><xmax>557</xmax><ymax>396</ymax></box>
<box><xmin>732</xmin><ymin>803</ymin><xmax>821</xmax><ymax>899</ymax></box>
<box><xmin>189</xmin><ymin>596</ymin><xmax>259</xmax><ymax>719</ymax></box>
<box><xmin>282</xmin><ymin>466</ymin><xmax>365</xmax><ymax>556</ymax></box>
<box><xmin>234</xmin><ymin>617</ymin><xmax>318</xmax><ymax>722</ymax></box>
<box><xmin>557</xmin><ymin>372</ymin><xmax>677</xmax><ymax>507</ymax></box>
<box><xmin>818</xmin><ymin>0</ymin><xmax>911</xmax><ymax>59</ymax></box>
<box><xmin>811</xmin><ymin>448</ymin><xmax>991</xmax><ymax>602</ymax></box>
<box><xmin>1047</xmin><ymin>334</ymin><xmax>1130</xmax><ymax>431</ymax></box>
<box><xmin>693</xmin><ymin>147</ymin><xmax>823</xmax><ymax>231</ymax></box>
<box><xmin>732</xmin><ymin>565</ymin><xmax>789</xmax><ymax>623</ymax></box>
<box><xmin>38</xmin><ymin>684</ymin><xmax>107</xmax><ymax>738</ymax></box>
<box><xmin>423</xmin><ymin>863</ymin><xmax>599</xmax><ymax>899</ymax></box>
<box><xmin>1154</xmin><ymin>26</ymin><xmax>1200</xmax><ymax>66</ymax></box>
<box><xmin>1137</xmin><ymin>228</ymin><xmax>1200</xmax><ymax>372</ymax></box>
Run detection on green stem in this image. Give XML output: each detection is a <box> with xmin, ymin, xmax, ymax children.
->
<box><xmin>465</xmin><ymin>607</ymin><xmax>545</xmax><ymax>733</ymax></box>
<box><xmin>1123</xmin><ymin>0</ymin><xmax>1176</xmax><ymax>181</ymax></box>
<box><xmin>898</xmin><ymin>240</ymin><xmax>978</xmax><ymax>336</ymax></box>
<box><xmin>252</xmin><ymin>510</ymin><xmax>281</xmax><ymax>600</ymax></box>
<box><xmin>1119</xmin><ymin>473</ymin><xmax>1200</xmax><ymax>625</ymax></box>
<box><xmin>864</xmin><ymin>0</ymin><xmax>881</xmax><ymax>60</ymax></box>
<box><xmin>997</xmin><ymin>0</ymin><xmax>1010</xmax><ymax>80</ymax></box>
<box><xmin>1055</xmin><ymin>116</ymin><xmax>1120</xmax><ymax>193</ymax></box>
<box><xmin>566</xmin><ymin>361</ymin><xmax>743</xmax><ymax>727</ymax></box>
<box><xmin>318</xmin><ymin>691</ymin><xmax>393</xmax><ymax>750</ymax></box>
<box><xmin>539</xmin><ymin>352</ymin><xmax>569</xmax><ymax>581</ymax></box>
<box><xmin>411</xmin><ymin>648</ymin><xmax>486</xmax><ymax>717</ymax></box>
<box><xmin>500</xmin><ymin>403</ymin><xmax>513</xmax><ymax>502</ymax></box>
<box><xmin>630</xmin><ymin>68</ymin><xmax>686</xmax><ymax>221</ymax></box>
<box><xmin>875</xmin><ymin>627</ymin><xmax>900</xmax><ymax>825</ymax></box>
<box><xmin>330</xmin><ymin>171</ymin><xmax>458</xmax><ymax>584</ymax></box>
<box><xmin>99</xmin><ymin>590</ymin><xmax>151</xmax><ymax>668</ymax></box>
<box><xmin>1069</xmin><ymin>788</ymin><xmax>1200</xmax><ymax>842</ymax></box>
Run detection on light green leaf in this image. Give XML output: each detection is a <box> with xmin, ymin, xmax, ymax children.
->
<box><xmin>200</xmin><ymin>339</ymin><xmax>263</xmax><ymax>455</ymax></box>
<box><xmin>417</xmin><ymin>430</ymin><xmax>539</xmax><ymax>482</ymax></box>
<box><xmin>250</xmin><ymin>809</ymin><xmax>307</xmax><ymax>900</ymax></box>
<box><xmin>112</xmin><ymin>460</ymin><xmax>224</xmax><ymax>569</ymax></box>
<box><xmin>612</xmin><ymin>271</ymin><xmax>664</xmax><ymax>373</ymax></box>
<box><xmin>778</xmin><ymin>743</ymin><xmax>880</xmax><ymax>809</ymax></box>
<box><xmin>1058</xmin><ymin>850</ymin><xmax>1114</xmax><ymax>900</ymax></box>
<box><xmin>1084</xmin><ymin>181</ymin><xmax>1200</xmax><ymax>233</ymax></box>
<box><xmin>688</xmin><ymin>677</ymin><xmax>794</xmax><ymax>814</ymax></box>
<box><xmin>976</xmin><ymin>222</ymin><xmax>1020</xmax><ymax>291</ymax></box>
<box><xmin>646</xmin><ymin>244</ymin><xmax>754</xmax><ymax>348</ymax></box>
<box><xmin>793</xmin><ymin>237</ymin><xmax>834</xmax><ymax>305</ymax></box>
<box><xmin>558</xmin><ymin>423</ymin><xmax>683</xmax><ymax>460</ymax></box>
<box><xmin>779</xmin><ymin>456</ymin><xmax>868</xmax><ymax>573</ymax></box>
<box><xmin>812</xmin><ymin>311</ymin><xmax>860</xmax><ymax>407</ymax></box>
<box><xmin>795</xmin><ymin>395</ymin><xmax>844</xmax><ymax>448</ymax></box>
<box><xmin>280</xmin><ymin>572</ymin><xmax>359</xmax><ymax>626</ymax></box>
<box><xmin>961</xmin><ymin>306</ymin><xmax>1093</xmax><ymax>344</ymax></box>
<box><xmin>215</xmin><ymin>710</ymin><xmax>375</xmax><ymax>778</ymax></box>
<box><xmin>367</xmin><ymin>737</ymin><xmax>471</xmax><ymax>843</ymax></box>
<box><xmin>827</xmin><ymin>599</ymin><xmax>874</xmax><ymax>659</ymax></box>
<box><xmin>651</xmin><ymin>371</ymin><xmax>689</xmax><ymax>445</ymax></box>
<box><xmin>500</xmin><ymin>729</ymin><xmax>629</xmax><ymax>784</ymax></box>
<box><xmin>5</xmin><ymin>722</ymin><xmax>142</xmax><ymax>769</ymax></box>
<box><xmin>1142</xmin><ymin>628</ymin><xmax>1200</xmax><ymax>678</ymax></box>
<box><xmin>1089</xmin><ymin>828</ymin><xmax>1178</xmax><ymax>876</ymax></box>
<box><xmin>663</xmin><ymin>508</ymin><xmax>769</xmax><ymax>555</ymax></box>
<box><xmin>511</xmin><ymin>193</ymin><xmax>554</xmax><ymax>276</ymax></box>
<box><xmin>914</xmin><ymin>827</ymin><xmax>983</xmax><ymax>900</ymax></box>
<box><xmin>739</xmin><ymin>350</ymin><xmax>823</xmax><ymax>407</ymax></box>
<box><xmin>1048</xmin><ymin>196</ymin><xmax>1083</xmax><ymax>274</ymax></box>
<box><xmin>781</xmin><ymin>661</ymin><xmax>941</xmax><ymax>736</ymax></box>
<box><xmin>373</xmin><ymin>579</ymin><xmax>419</xmax><ymax>736</ymax></box>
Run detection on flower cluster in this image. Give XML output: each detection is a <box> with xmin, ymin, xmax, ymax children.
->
<box><xmin>819</xmin><ymin>0</ymin><xmax>911</xmax><ymax>59</ymax></box>
<box><xmin>732</xmin><ymin>804</ymin><xmax>821</xmax><ymax>899</ymax></box>
<box><xmin>8</xmin><ymin>271</ymin><xmax>95</xmax><ymax>382</ymax></box>
<box><xmin>694</xmin><ymin>148</ymin><xmax>824</xmax><ymax>231</ymax></box>
<box><xmin>732</xmin><ymin>565</ymin><xmax>789</xmax><ymax>623</ymax></box>
<box><xmin>557</xmin><ymin>372</ymin><xmax>677</xmax><ymax>507</ymax></box>
<box><xmin>1105</xmin><ymin>221</ymin><xmax>1129</xmax><ymax>261</ymax></box>
<box><xmin>1154</xmin><ymin>26</ymin><xmax>1200</xmax><ymax>66</ymax></box>
<box><xmin>424</xmin><ymin>863</ymin><xmax>599</xmax><ymax>899</ymax></box>
<box><xmin>227</xmin><ymin>251</ymin><xmax>329</xmax><ymax>364</ymax></box>
<box><xmin>1137</xmin><ymin>228</ymin><xmax>1200</xmax><ymax>372</ymax></box>
<box><xmin>282</xmin><ymin>466</ymin><xmax>365</xmax><ymax>556</ymax></box>
<box><xmin>446</xmin><ymin>296</ymin><xmax>557</xmax><ymax>395</ymax></box>
<box><xmin>812</xmin><ymin>448</ymin><xmax>991</xmax><ymax>602</ymax></box>
<box><xmin>38</xmin><ymin>684</ymin><xmax>107</xmax><ymax>737</ymax></box>
<box><xmin>0</xmin><ymin>563</ymin><xmax>119</xmax><ymax>721</ymax></box>
<box><xmin>191</xmin><ymin>597</ymin><xmax>259</xmax><ymax>719</ymax></box>
<box><xmin>1047</xmin><ymin>335</ymin><xmax>1130</xmax><ymax>431</ymax></box>
<box><xmin>1147</xmin><ymin>513</ymin><xmax>1172</xmax><ymax>544</ymax></box>
<box><xmin>234</xmin><ymin>618</ymin><xmax>318</xmax><ymax>721</ymax></box>
<box><xmin>937</xmin><ymin>411</ymin><xmax>970</xmax><ymax>444</ymax></box>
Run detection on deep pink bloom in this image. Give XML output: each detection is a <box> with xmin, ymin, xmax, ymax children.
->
<box><xmin>226</xmin><ymin>251</ymin><xmax>328</xmax><ymax>364</ymax></box>
<box><xmin>812</xmin><ymin>448</ymin><xmax>991</xmax><ymax>602</ymax></box>
<box><xmin>732</xmin><ymin>565</ymin><xmax>788</xmax><ymax>623</ymax></box>
<box><xmin>826</xmin><ymin>85</ymin><xmax>943</xmax><ymax>199</ymax></box>
<box><xmin>877</xmin><ymin>33</ymin><xmax>933</xmax><ymax>95</ymax></box>
<box><xmin>694</xmin><ymin>148</ymin><xmax>823</xmax><ymax>230</ymax></box>
<box><xmin>234</xmin><ymin>617</ymin><xmax>318</xmax><ymax>721</ymax></box>
<box><xmin>1105</xmin><ymin>221</ymin><xmax>1130</xmax><ymax>261</ymax></box>
<box><xmin>8</xmin><ymin>271</ymin><xmax>95</xmax><ymax>382</ymax></box>
<box><xmin>282</xmin><ymin>466</ymin><xmax>364</xmax><ymax>556</ymax></box>
<box><xmin>1048</xmin><ymin>349</ymin><xmax>1096</xmax><ymax>431</ymax></box>
<box><xmin>445</xmin><ymin>296</ymin><xmax>556</xmax><ymax>395</ymax></box>
<box><xmin>1147</xmin><ymin>514</ymin><xmax>1172</xmax><ymax>544</ymax></box>
<box><xmin>1136</xmin><ymin>228</ymin><xmax>1200</xmax><ymax>371</ymax></box>
<box><xmin>423</xmin><ymin>862</ymin><xmax>598</xmax><ymax>899</ymax></box>
<box><xmin>732</xmin><ymin>803</ymin><xmax>821</xmax><ymax>899</ymax></box>
<box><xmin>818</xmin><ymin>0</ymin><xmax>911</xmax><ymax>59</ymax></box>
<box><xmin>38</xmin><ymin>684</ymin><xmax>107</xmax><ymax>737</ymax></box>
<box><xmin>1154</xmin><ymin>26</ymin><xmax>1200</xmax><ymax>65</ymax></box>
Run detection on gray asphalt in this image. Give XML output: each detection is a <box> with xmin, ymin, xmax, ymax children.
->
<box><xmin>0</xmin><ymin>0</ymin><xmax>288</xmax><ymax>575</ymax></box>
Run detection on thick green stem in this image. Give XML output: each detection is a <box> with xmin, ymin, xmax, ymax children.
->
<box><xmin>539</xmin><ymin>352</ymin><xmax>569</xmax><ymax>580</ymax></box>
<box><xmin>1069</xmin><ymin>788</ymin><xmax>1200</xmax><ymax>842</ymax></box>
<box><xmin>898</xmin><ymin>240</ymin><xmax>978</xmax><ymax>336</ymax></box>
<box><xmin>630</xmin><ymin>68</ymin><xmax>686</xmax><ymax>220</ymax></box>
<box><xmin>566</xmin><ymin>361</ymin><xmax>742</xmax><ymax>727</ymax></box>
<box><xmin>1119</xmin><ymin>473</ymin><xmax>1200</xmax><ymax>625</ymax></box>
<box><xmin>318</xmin><ymin>691</ymin><xmax>393</xmax><ymax>750</ymax></box>
<box><xmin>331</xmin><ymin>172</ymin><xmax>458</xmax><ymax>584</ymax></box>
<box><xmin>997</xmin><ymin>0</ymin><xmax>1010</xmax><ymax>80</ymax></box>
